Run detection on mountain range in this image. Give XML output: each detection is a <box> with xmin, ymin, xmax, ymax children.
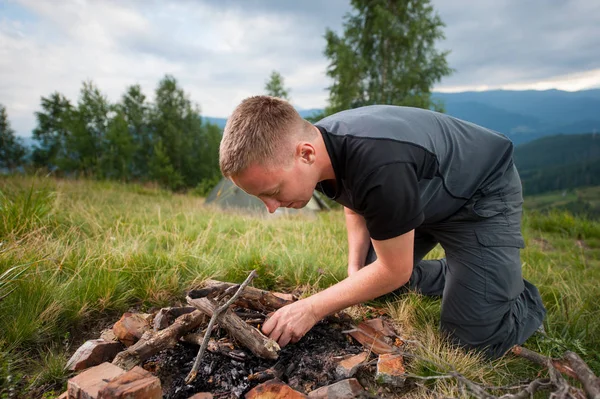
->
<box><xmin>205</xmin><ymin>89</ymin><xmax>600</xmax><ymax>145</ymax></box>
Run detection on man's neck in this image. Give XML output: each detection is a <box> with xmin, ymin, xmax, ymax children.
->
<box><xmin>312</xmin><ymin>125</ymin><xmax>336</xmax><ymax>182</ymax></box>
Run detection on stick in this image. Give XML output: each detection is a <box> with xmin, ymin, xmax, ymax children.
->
<box><xmin>497</xmin><ymin>379</ymin><xmax>553</xmax><ymax>399</ymax></box>
<box><xmin>564</xmin><ymin>351</ymin><xmax>600</xmax><ymax>399</ymax></box>
<box><xmin>511</xmin><ymin>346</ymin><xmax>578</xmax><ymax>380</ymax></box>
<box><xmin>188</xmin><ymin>278</ymin><xmax>294</xmax><ymax>311</ymax></box>
<box><xmin>112</xmin><ymin>310</ymin><xmax>207</xmax><ymax>370</ymax></box>
<box><xmin>184</xmin><ymin>270</ymin><xmax>257</xmax><ymax>384</ymax></box>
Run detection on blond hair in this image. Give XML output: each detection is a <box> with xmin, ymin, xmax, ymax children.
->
<box><xmin>219</xmin><ymin>96</ymin><xmax>315</xmax><ymax>177</ymax></box>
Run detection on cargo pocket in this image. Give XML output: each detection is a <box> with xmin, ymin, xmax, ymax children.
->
<box><xmin>472</xmin><ymin>191</ymin><xmax>509</xmax><ymax>219</ymax></box>
<box><xmin>475</xmin><ymin>230</ymin><xmax>525</xmax><ymax>304</ymax></box>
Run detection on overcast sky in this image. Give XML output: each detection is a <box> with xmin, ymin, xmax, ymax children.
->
<box><xmin>1</xmin><ymin>0</ymin><xmax>599</xmax><ymax>137</ymax></box>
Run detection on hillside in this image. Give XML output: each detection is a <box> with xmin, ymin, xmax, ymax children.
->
<box><xmin>514</xmin><ymin>133</ymin><xmax>600</xmax><ymax>195</ymax></box>
<box><xmin>433</xmin><ymin>89</ymin><xmax>600</xmax><ymax>144</ymax></box>
<box><xmin>1</xmin><ymin>176</ymin><xmax>598</xmax><ymax>397</ymax></box>
<box><xmin>524</xmin><ymin>186</ymin><xmax>600</xmax><ymax>220</ymax></box>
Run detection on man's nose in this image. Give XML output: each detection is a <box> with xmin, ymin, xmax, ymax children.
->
<box><xmin>262</xmin><ymin>198</ymin><xmax>280</xmax><ymax>213</ymax></box>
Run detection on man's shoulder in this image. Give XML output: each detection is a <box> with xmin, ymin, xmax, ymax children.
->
<box><xmin>316</xmin><ymin>105</ymin><xmax>434</xmax><ymax>124</ymax></box>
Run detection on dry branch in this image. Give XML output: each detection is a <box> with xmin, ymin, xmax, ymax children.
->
<box><xmin>185</xmin><ymin>271</ymin><xmax>280</xmax><ymax>384</ymax></box>
<box><xmin>188</xmin><ymin>279</ymin><xmax>294</xmax><ymax>311</ymax></box>
<box><xmin>564</xmin><ymin>351</ymin><xmax>600</xmax><ymax>399</ymax></box>
<box><xmin>511</xmin><ymin>346</ymin><xmax>578</xmax><ymax>380</ymax></box>
<box><xmin>112</xmin><ymin>310</ymin><xmax>207</xmax><ymax>370</ymax></box>
<box><xmin>186</xmin><ymin>297</ymin><xmax>280</xmax><ymax>360</ymax></box>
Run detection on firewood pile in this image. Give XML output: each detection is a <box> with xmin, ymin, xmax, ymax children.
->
<box><xmin>60</xmin><ymin>271</ymin><xmax>600</xmax><ymax>399</ymax></box>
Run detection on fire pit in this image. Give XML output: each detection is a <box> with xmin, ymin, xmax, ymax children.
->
<box><xmin>63</xmin><ymin>274</ymin><xmax>408</xmax><ymax>398</ymax></box>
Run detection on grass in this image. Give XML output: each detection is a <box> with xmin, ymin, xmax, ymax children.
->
<box><xmin>0</xmin><ymin>175</ymin><xmax>599</xmax><ymax>398</ymax></box>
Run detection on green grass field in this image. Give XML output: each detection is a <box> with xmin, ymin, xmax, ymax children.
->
<box><xmin>1</xmin><ymin>176</ymin><xmax>599</xmax><ymax>398</ymax></box>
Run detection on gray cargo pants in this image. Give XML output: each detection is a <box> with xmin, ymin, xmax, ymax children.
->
<box><xmin>366</xmin><ymin>164</ymin><xmax>546</xmax><ymax>358</ymax></box>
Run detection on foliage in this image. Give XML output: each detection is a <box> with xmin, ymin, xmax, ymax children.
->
<box><xmin>265</xmin><ymin>71</ymin><xmax>290</xmax><ymax>100</ymax></box>
<box><xmin>0</xmin><ymin>105</ymin><xmax>26</xmax><ymax>171</ymax></box>
<box><xmin>323</xmin><ymin>0</ymin><xmax>452</xmax><ymax>114</ymax></box>
<box><xmin>28</xmin><ymin>76</ymin><xmax>221</xmax><ymax>191</ymax></box>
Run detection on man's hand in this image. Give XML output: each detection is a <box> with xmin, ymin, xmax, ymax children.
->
<box><xmin>261</xmin><ymin>298</ymin><xmax>319</xmax><ymax>347</ymax></box>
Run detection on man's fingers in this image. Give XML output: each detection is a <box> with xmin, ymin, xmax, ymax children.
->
<box><xmin>278</xmin><ymin>330</ymin><xmax>292</xmax><ymax>348</ymax></box>
<box><xmin>261</xmin><ymin>314</ymin><xmax>276</xmax><ymax>335</ymax></box>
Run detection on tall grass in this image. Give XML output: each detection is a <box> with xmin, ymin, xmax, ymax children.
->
<box><xmin>0</xmin><ymin>176</ymin><xmax>598</xmax><ymax>397</ymax></box>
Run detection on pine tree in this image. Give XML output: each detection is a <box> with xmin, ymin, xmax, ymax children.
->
<box><xmin>32</xmin><ymin>93</ymin><xmax>73</xmax><ymax>170</ymax></box>
<box><xmin>73</xmin><ymin>81</ymin><xmax>110</xmax><ymax>174</ymax></box>
<box><xmin>0</xmin><ymin>105</ymin><xmax>26</xmax><ymax>171</ymax></box>
<box><xmin>324</xmin><ymin>0</ymin><xmax>452</xmax><ymax>114</ymax></box>
<box><xmin>265</xmin><ymin>71</ymin><xmax>290</xmax><ymax>100</ymax></box>
<box><xmin>99</xmin><ymin>110</ymin><xmax>135</xmax><ymax>180</ymax></box>
<box><xmin>120</xmin><ymin>85</ymin><xmax>151</xmax><ymax>178</ymax></box>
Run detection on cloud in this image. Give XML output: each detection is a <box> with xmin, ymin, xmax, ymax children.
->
<box><xmin>433</xmin><ymin>0</ymin><xmax>600</xmax><ymax>88</ymax></box>
<box><xmin>0</xmin><ymin>0</ymin><xmax>598</xmax><ymax>137</ymax></box>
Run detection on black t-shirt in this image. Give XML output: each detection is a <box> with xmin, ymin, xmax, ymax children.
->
<box><xmin>315</xmin><ymin>105</ymin><xmax>514</xmax><ymax>240</ymax></box>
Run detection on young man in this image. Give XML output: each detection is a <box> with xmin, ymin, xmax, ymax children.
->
<box><xmin>219</xmin><ymin>96</ymin><xmax>546</xmax><ymax>359</ymax></box>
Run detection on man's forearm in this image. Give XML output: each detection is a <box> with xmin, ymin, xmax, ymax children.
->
<box><xmin>306</xmin><ymin>259</ymin><xmax>411</xmax><ymax>320</ymax></box>
<box><xmin>344</xmin><ymin>207</ymin><xmax>371</xmax><ymax>271</ymax></box>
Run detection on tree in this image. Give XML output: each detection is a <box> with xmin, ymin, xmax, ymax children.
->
<box><xmin>0</xmin><ymin>105</ymin><xmax>26</xmax><ymax>171</ymax></box>
<box><xmin>119</xmin><ymin>85</ymin><xmax>151</xmax><ymax>178</ymax></box>
<box><xmin>324</xmin><ymin>0</ymin><xmax>452</xmax><ymax>114</ymax></box>
<box><xmin>32</xmin><ymin>93</ymin><xmax>73</xmax><ymax>169</ymax></box>
<box><xmin>265</xmin><ymin>71</ymin><xmax>290</xmax><ymax>100</ymax></box>
<box><xmin>99</xmin><ymin>109</ymin><xmax>135</xmax><ymax>180</ymax></box>
<box><xmin>72</xmin><ymin>81</ymin><xmax>111</xmax><ymax>174</ymax></box>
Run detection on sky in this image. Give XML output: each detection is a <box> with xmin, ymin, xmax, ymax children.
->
<box><xmin>1</xmin><ymin>0</ymin><xmax>599</xmax><ymax>137</ymax></box>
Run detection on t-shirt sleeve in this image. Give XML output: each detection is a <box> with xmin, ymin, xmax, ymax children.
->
<box><xmin>355</xmin><ymin>162</ymin><xmax>424</xmax><ymax>241</ymax></box>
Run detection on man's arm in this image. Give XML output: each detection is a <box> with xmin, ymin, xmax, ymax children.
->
<box><xmin>344</xmin><ymin>207</ymin><xmax>371</xmax><ymax>276</ymax></box>
<box><xmin>262</xmin><ymin>229</ymin><xmax>414</xmax><ymax>346</ymax></box>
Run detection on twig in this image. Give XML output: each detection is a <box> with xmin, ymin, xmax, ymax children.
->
<box><xmin>511</xmin><ymin>346</ymin><xmax>578</xmax><ymax>380</ymax></box>
<box><xmin>184</xmin><ymin>270</ymin><xmax>257</xmax><ymax>384</ymax></box>
<box><xmin>564</xmin><ymin>351</ymin><xmax>600</xmax><ymax>399</ymax></box>
<box><xmin>497</xmin><ymin>378</ymin><xmax>553</xmax><ymax>399</ymax></box>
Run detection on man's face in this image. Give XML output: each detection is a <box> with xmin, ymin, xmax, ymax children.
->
<box><xmin>231</xmin><ymin>154</ymin><xmax>316</xmax><ymax>214</ymax></box>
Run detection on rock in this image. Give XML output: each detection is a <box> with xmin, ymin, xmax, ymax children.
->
<box><xmin>188</xmin><ymin>394</ymin><xmax>213</xmax><ymax>399</ymax></box>
<box><xmin>100</xmin><ymin>329</ymin><xmax>118</xmax><ymax>342</ymax></box>
<box><xmin>364</xmin><ymin>318</ymin><xmax>397</xmax><ymax>338</ymax></box>
<box><xmin>65</xmin><ymin>339</ymin><xmax>123</xmax><ymax>371</ymax></box>
<box><xmin>308</xmin><ymin>378</ymin><xmax>365</xmax><ymax>398</ymax></box>
<box><xmin>245</xmin><ymin>379</ymin><xmax>307</xmax><ymax>398</ymax></box>
<box><xmin>335</xmin><ymin>351</ymin><xmax>369</xmax><ymax>378</ymax></box>
<box><xmin>347</xmin><ymin>322</ymin><xmax>395</xmax><ymax>354</ymax></box>
<box><xmin>97</xmin><ymin>366</ymin><xmax>162</xmax><ymax>398</ymax></box>
<box><xmin>67</xmin><ymin>362</ymin><xmax>125</xmax><ymax>399</ymax></box>
<box><xmin>376</xmin><ymin>353</ymin><xmax>406</xmax><ymax>387</ymax></box>
<box><xmin>113</xmin><ymin>312</ymin><xmax>151</xmax><ymax>346</ymax></box>
<box><xmin>153</xmin><ymin>309</ymin><xmax>170</xmax><ymax>331</ymax></box>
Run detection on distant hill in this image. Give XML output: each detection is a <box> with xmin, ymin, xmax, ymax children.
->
<box><xmin>433</xmin><ymin>89</ymin><xmax>600</xmax><ymax>145</ymax></box>
<box><xmin>514</xmin><ymin>133</ymin><xmax>600</xmax><ymax>195</ymax></box>
<box><xmin>201</xmin><ymin>89</ymin><xmax>599</xmax><ymax>145</ymax></box>
<box><xmin>203</xmin><ymin>116</ymin><xmax>227</xmax><ymax>129</ymax></box>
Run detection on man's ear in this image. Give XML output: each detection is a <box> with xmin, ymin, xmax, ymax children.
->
<box><xmin>296</xmin><ymin>142</ymin><xmax>316</xmax><ymax>165</ymax></box>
